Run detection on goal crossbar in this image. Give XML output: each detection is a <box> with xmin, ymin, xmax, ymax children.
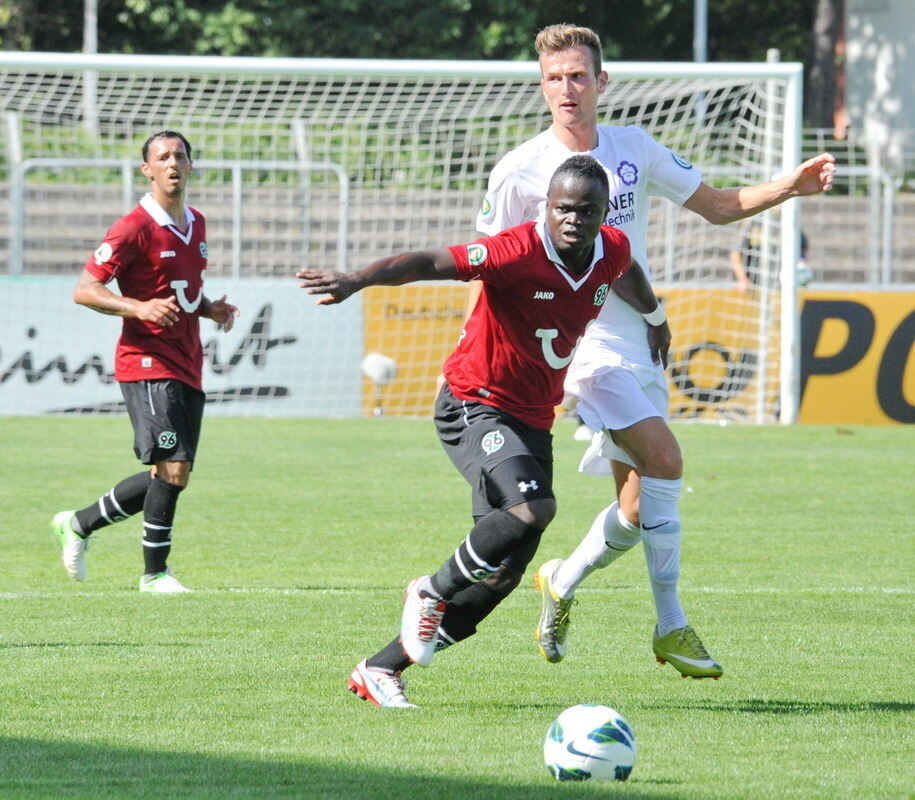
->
<box><xmin>0</xmin><ymin>50</ymin><xmax>802</xmax><ymax>80</ymax></box>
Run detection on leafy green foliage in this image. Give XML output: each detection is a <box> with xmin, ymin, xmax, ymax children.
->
<box><xmin>2</xmin><ymin>0</ymin><xmax>817</xmax><ymax>62</ymax></box>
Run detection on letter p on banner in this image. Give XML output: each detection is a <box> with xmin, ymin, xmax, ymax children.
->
<box><xmin>799</xmin><ymin>292</ymin><xmax>915</xmax><ymax>424</ymax></box>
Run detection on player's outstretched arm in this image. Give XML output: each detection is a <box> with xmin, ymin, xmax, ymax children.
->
<box><xmin>297</xmin><ymin>248</ymin><xmax>458</xmax><ymax>305</ymax></box>
<box><xmin>73</xmin><ymin>269</ymin><xmax>180</xmax><ymax>327</ymax></box>
<box><xmin>683</xmin><ymin>151</ymin><xmax>836</xmax><ymax>225</ymax></box>
<box><xmin>611</xmin><ymin>260</ymin><xmax>671</xmax><ymax>367</ymax></box>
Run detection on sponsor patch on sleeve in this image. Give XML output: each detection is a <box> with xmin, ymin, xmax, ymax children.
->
<box><xmin>94</xmin><ymin>242</ymin><xmax>113</xmax><ymax>264</ymax></box>
<box><xmin>467</xmin><ymin>243</ymin><xmax>487</xmax><ymax>266</ymax></box>
<box><xmin>479</xmin><ymin>195</ymin><xmax>494</xmax><ymax>220</ymax></box>
<box><xmin>671</xmin><ymin>152</ymin><xmax>693</xmax><ymax>170</ymax></box>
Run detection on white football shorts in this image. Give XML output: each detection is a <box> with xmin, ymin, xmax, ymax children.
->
<box><xmin>569</xmin><ymin>364</ymin><xmax>669</xmax><ymax>474</ymax></box>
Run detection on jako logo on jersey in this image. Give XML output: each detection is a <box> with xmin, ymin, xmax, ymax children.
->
<box><xmin>593</xmin><ymin>283</ymin><xmax>609</xmax><ymax>306</ymax></box>
<box><xmin>199</xmin><ymin>242</ymin><xmax>209</xmax><ymax>259</ymax></box>
<box><xmin>671</xmin><ymin>152</ymin><xmax>693</xmax><ymax>170</ymax></box>
<box><xmin>467</xmin><ymin>244</ymin><xmax>487</xmax><ymax>266</ymax></box>
<box><xmin>158</xmin><ymin>431</ymin><xmax>177</xmax><ymax>448</ymax></box>
<box><xmin>536</xmin><ymin>328</ymin><xmax>579</xmax><ymax>370</ymax></box>
<box><xmin>171</xmin><ymin>269</ymin><xmax>205</xmax><ymax>313</ymax></box>
<box><xmin>481</xmin><ymin>430</ymin><xmax>505</xmax><ymax>454</ymax></box>
<box><xmin>160</xmin><ymin>250</ymin><xmax>176</xmax><ymax>258</ymax></box>
<box><xmin>533</xmin><ymin>291</ymin><xmax>555</xmax><ymax>300</ymax></box>
<box><xmin>94</xmin><ymin>242</ymin><xmax>113</xmax><ymax>264</ymax></box>
<box><xmin>617</xmin><ymin>160</ymin><xmax>638</xmax><ymax>186</ymax></box>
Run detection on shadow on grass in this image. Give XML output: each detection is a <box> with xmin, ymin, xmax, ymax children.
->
<box><xmin>643</xmin><ymin>699</ymin><xmax>915</xmax><ymax>715</ymax></box>
<box><xmin>0</xmin><ymin>737</ymin><xmax>687</xmax><ymax>800</ymax></box>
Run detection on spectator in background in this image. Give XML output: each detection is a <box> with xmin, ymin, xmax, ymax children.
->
<box><xmin>729</xmin><ymin>217</ymin><xmax>810</xmax><ymax>292</ymax></box>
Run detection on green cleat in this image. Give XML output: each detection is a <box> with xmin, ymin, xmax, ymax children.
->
<box><xmin>534</xmin><ymin>559</ymin><xmax>576</xmax><ymax>663</ymax></box>
<box><xmin>52</xmin><ymin>510</ymin><xmax>88</xmax><ymax>581</ymax></box>
<box><xmin>653</xmin><ymin>625</ymin><xmax>723</xmax><ymax>679</ymax></box>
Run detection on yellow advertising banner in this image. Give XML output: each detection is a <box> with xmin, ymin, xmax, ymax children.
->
<box><xmin>361</xmin><ymin>285</ymin><xmax>915</xmax><ymax>426</ymax></box>
<box><xmin>361</xmin><ymin>284</ymin><xmax>467</xmax><ymax>417</ymax></box>
<box><xmin>799</xmin><ymin>291</ymin><xmax>915</xmax><ymax>425</ymax></box>
<box><xmin>662</xmin><ymin>288</ymin><xmax>778</xmax><ymax>423</ymax></box>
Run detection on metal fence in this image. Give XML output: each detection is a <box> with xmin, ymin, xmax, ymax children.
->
<box><xmin>1</xmin><ymin>127</ymin><xmax>913</xmax><ymax>286</ymax></box>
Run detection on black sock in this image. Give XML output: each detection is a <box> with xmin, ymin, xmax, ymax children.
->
<box><xmin>73</xmin><ymin>471</ymin><xmax>152</xmax><ymax>536</ymax></box>
<box><xmin>367</xmin><ymin>637</ymin><xmax>412</xmax><ymax>673</ymax></box>
<box><xmin>437</xmin><ymin>580</ymin><xmax>504</xmax><ymax>645</ymax></box>
<box><xmin>142</xmin><ymin>476</ymin><xmax>184</xmax><ymax>575</ymax></box>
<box><xmin>430</xmin><ymin>510</ymin><xmax>538</xmax><ymax>599</ymax></box>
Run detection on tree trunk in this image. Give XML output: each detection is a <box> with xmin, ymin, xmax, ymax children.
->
<box><xmin>806</xmin><ymin>0</ymin><xmax>844</xmax><ymax>128</ymax></box>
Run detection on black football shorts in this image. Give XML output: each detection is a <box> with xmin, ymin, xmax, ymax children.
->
<box><xmin>434</xmin><ymin>382</ymin><xmax>554</xmax><ymax>518</ymax></box>
<box><xmin>120</xmin><ymin>378</ymin><xmax>205</xmax><ymax>465</ymax></box>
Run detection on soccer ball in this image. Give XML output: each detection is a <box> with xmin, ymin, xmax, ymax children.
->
<box><xmin>360</xmin><ymin>352</ymin><xmax>398</xmax><ymax>385</ymax></box>
<box><xmin>543</xmin><ymin>704</ymin><xmax>636</xmax><ymax>782</ymax></box>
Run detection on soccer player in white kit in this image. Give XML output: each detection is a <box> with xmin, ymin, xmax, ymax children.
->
<box><xmin>475</xmin><ymin>24</ymin><xmax>836</xmax><ymax>678</ymax></box>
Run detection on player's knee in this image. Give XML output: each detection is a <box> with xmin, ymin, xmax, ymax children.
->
<box><xmin>642</xmin><ymin>448</ymin><xmax>682</xmax><ymax>480</ymax></box>
<box><xmin>508</xmin><ymin>498</ymin><xmax>556</xmax><ymax>530</ymax></box>
<box><xmin>154</xmin><ymin>461</ymin><xmax>191</xmax><ymax>487</ymax></box>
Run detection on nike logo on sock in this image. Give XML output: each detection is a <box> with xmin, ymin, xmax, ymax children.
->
<box><xmin>642</xmin><ymin>521</ymin><xmax>671</xmax><ymax>531</ymax></box>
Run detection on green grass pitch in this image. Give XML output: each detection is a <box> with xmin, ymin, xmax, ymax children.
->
<box><xmin>1</xmin><ymin>417</ymin><xmax>912</xmax><ymax>799</ymax></box>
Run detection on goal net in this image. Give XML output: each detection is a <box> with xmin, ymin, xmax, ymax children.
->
<box><xmin>0</xmin><ymin>54</ymin><xmax>801</xmax><ymax>422</ymax></box>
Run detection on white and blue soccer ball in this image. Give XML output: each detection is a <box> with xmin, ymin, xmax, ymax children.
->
<box><xmin>543</xmin><ymin>704</ymin><xmax>636</xmax><ymax>782</ymax></box>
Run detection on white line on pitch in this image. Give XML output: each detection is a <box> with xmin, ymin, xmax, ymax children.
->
<box><xmin>0</xmin><ymin>585</ymin><xmax>911</xmax><ymax>599</ymax></box>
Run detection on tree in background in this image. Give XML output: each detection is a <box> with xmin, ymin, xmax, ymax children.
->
<box><xmin>806</xmin><ymin>0</ymin><xmax>844</xmax><ymax>128</ymax></box>
<box><xmin>2</xmin><ymin>0</ymin><xmax>823</xmax><ymax>62</ymax></box>
<box><xmin>0</xmin><ymin>0</ymin><xmax>83</xmax><ymax>51</ymax></box>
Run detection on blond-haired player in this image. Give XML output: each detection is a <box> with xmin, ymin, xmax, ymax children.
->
<box><xmin>476</xmin><ymin>24</ymin><xmax>836</xmax><ymax>678</ymax></box>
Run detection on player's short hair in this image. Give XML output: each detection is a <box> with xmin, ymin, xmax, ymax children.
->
<box><xmin>535</xmin><ymin>24</ymin><xmax>603</xmax><ymax>76</ymax></box>
<box><xmin>549</xmin><ymin>155</ymin><xmax>610</xmax><ymax>200</ymax></box>
<box><xmin>142</xmin><ymin>130</ymin><xmax>193</xmax><ymax>162</ymax></box>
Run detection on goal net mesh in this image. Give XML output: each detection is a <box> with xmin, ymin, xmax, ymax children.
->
<box><xmin>0</xmin><ymin>59</ymin><xmax>792</xmax><ymax>422</ymax></box>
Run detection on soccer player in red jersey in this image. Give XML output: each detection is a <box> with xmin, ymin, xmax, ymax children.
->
<box><xmin>52</xmin><ymin>131</ymin><xmax>238</xmax><ymax>593</ymax></box>
<box><xmin>298</xmin><ymin>155</ymin><xmax>669</xmax><ymax>707</ymax></box>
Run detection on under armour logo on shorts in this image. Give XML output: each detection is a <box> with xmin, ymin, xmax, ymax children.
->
<box><xmin>518</xmin><ymin>480</ymin><xmax>539</xmax><ymax>493</ymax></box>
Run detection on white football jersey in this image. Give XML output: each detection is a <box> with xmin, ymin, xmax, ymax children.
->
<box><xmin>477</xmin><ymin>125</ymin><xmax>701</xmax><ymax>368</ymax></box>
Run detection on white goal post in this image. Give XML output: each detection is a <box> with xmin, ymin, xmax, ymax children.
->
<box><xmin>0</xmin><ymin>52</ymin><xmax>802</xmax><ymax>423</ymax></box>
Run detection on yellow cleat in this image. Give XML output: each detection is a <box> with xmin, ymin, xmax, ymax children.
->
<box><xmin>653</xmin><ymin>625</ymin><xmax>723</xmax><ymax>679</ymax></box>
<box><xmin>534</xmin><ymin>559</ymin><xmax>576</xmax><ymax>663</ymax></box>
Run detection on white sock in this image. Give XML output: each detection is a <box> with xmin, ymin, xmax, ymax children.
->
<box><xmin>552</xmin><ymin>501</ymin><xmax>641</xmax><ymax>599</ymax></box>
<box><xmin>640</xmin><ymin>476</ymin><xmax>687</xmax><ymax>636</ymax></box>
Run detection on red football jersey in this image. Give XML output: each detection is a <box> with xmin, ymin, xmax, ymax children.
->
<box><xmin>445</xmin><ymin>221</ymin><xmax>630</xmax><ymax>429</ymax></box>
<box><xmin>85</xmin><ymin>194</ymin><xmax>208</xmax><ymax>390</ymax></box>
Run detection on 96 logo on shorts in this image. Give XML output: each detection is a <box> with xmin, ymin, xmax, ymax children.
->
<box><xmin>481</xmin><ymin>430</ymin><xmax>505</xmax><ymax>455</ymax></box>
<box><xmin>158</xmin><ymin>431</ymin><xmax>178</xmax><ymax>448</ymax></box>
